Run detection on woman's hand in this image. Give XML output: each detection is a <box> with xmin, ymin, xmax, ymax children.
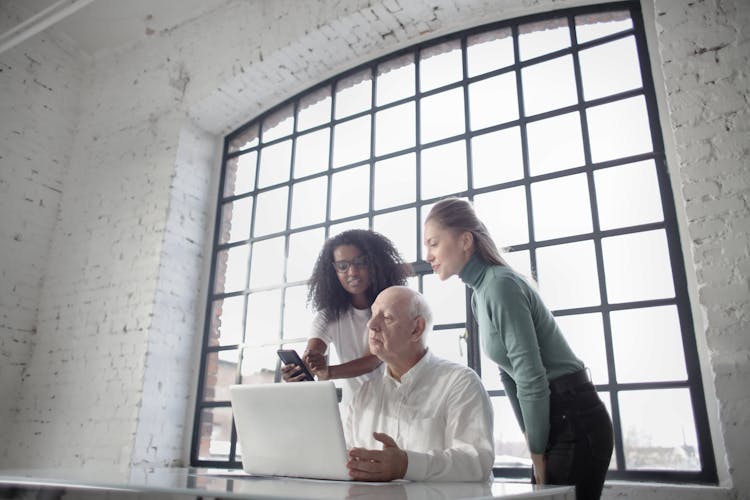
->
<box><xmin>305</xmin><ymin>351</ymin><xmax>330</xmax><ymax>380</ymax></box>
<box><xmin>531</xmin><ymin>452</ymin><xmax>546</xmax><ymax>484</ymax></box>
<box><xmin>280</xmin><ymin>362</ymin><xmax>309</xmax><ymax>382</ymax></box>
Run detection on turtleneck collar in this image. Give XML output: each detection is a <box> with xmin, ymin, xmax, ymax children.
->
<box><xmin>458</xmin><ymin>253</ymin><xmax>488</xmax><ymax>289</ymax></box>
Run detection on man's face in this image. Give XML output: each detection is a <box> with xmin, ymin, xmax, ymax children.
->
<box><xmin>367</xmin><ymin>288</ymin><xmax>418</xmax><ymax>363</ymax></box>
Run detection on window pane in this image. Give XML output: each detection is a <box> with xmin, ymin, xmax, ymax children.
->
<box><xmin>595</xmin><ymin>160</ymin><xmax>663</xmax><ymax>230</ymax></box>
<box><xmin>253</xmin><ymin>186</ymin><xmax>288</xmax><ymax>237</ymax></box>
<box><xmin>420</xmin><ymin>140</ymin><xmax>467</xmax><ymax>200</ymax></box>
<box><xmin>374</xmin><ymin>153</ymin><xmax>416</xmax><ymax>210</ymax></box>
<box><xmin>420</xmin><ymin>87</ymin><xmax>465</xmax><ymax>144</ymax></box>
<box><xmin>240</xmin><ymin>345</ymin><xmax>278</xmax><ymax>384</ymax></box>
<box><xmin>420</xmin><ymin>39</ymin><xmax>462</xmax><ymax>92</ymax></box>
<box><xmin>298</xmin><ymin>85</ymin><xmax>331</xmax><ymax>131</ymax></box>
<box><xmin>555</xmin><ymin>313</ymin><xmax>608</xmax><ymax>384</ymax></box>
<box><xmin>469</xmin><ymin>72</ymin><xmax>519</xmax><ymax>130</ymax></box>
<box><xmin>290</xmin><ymin>177</ymin><xmax>327</xmax><ymax>229</ymax></box>
<box><xmin>531</xmin><ymin>173</ymin><xmax>593</xmax><ymax>240</ymax></box>
<box><xmin>376</xmin><ymin>54</ymin><xmax>415</xmax><ymax>106</ymax></box>
<box><xmin>287</xmin><ymin>228</ymin><xmax>325</xmax><ymax>283</ymax></box>
<box><xmin>283</xmin><ymin>285</ymin><xmax>316</xmax><ymax>340</ymax></box>
<box><xmin>587</xmin><ymin>96</ymin><xmax>653</xmax><ymax>163</ymax></box>
<box><xmin>215</xmin><ymin>245</ymin><xmax>249</xmax><ymax>294</ymax></box>
<box><xmin>474</xmin><ymin>187</ymin><xmax>529</xmax><ymax>248</ymax></box>
<box><xmin>246</xmin><ymin>289</ymin><xmax>282</xmax><ymax>345</ymax></box>
<box><xmin>375</xmin><ymin>102</ymin><xmax>415</xmax><ymax>156</ymax></box>
<box><xmin>611</xmin><ymin>306</ymin><xmax>687</xmax><ymax>383</ymax></box>
<box><xmin>519</xmin><ymin>18</ymin><xmax>570</xmax><ymax>61</ymax></box>
<box><xmin>527</xmin><ymin>112</ymin><xmax>585</xmax><ymax>175</ymax></box>
<box><xmin>471</xmin><ymin>127</ymin><xmax>524</xmax><ymax>188</ymax></box>
<box><xmin>602</xmin><ymin>230</ymin><xmax>675</xmax><ymax>303</ymax></box>
<box><xmin>209</xmin><ymin>296</ymin><xmax>245</xmax><ymax>347</ymax></box>
<box><xmin>262</xmin><ymin>105</ymin><xmax>294</xmax><ymax>143</ymax></box>
<box><xmin>503</xmin><ymin>250</ymin><xmax>532</xmax><ymax>280</ymax></box>
<box><xmin>373</xmin><ymin>208</ymin><xmax>417</xmax><ymax>263</ymax></box>
<box><xmin>294</xmin><ymin>128</ymin><xmax>330</xmax><ymax>178</ymax></box>
<box><xmin>575</xmin><ymin>10</ymin><xmax>633</xmax><ymax>44</ymax></box>
<box><xmin>422</xmin><ymin>274</ymin><xmax>466</xmax><ymax>325</ymax></box>
<box><xmin>202</xmin><ymin>351</ymin><xmax>237</xmax><ymax>402</ymax></box>
<box><xmin>228</xmin><ymin>124</ymin><xmax>259</xmax><ymax>153</ymax></box>
<box><xmin>580</xmin><ymin>36</ymin><xmax>642</xmax><ymax>101</ymax></box>
<box><xmin>218</xmin><ymin>197</ymin><xmax>252</xmax><ymax>244</ymax></box>
<box><xmin>619</xmin><ymin>389</ymin><xmax>700</xmax><ymax>471</ymax></box>
<box><xmin>335</xmin><ymin>70</ymin><xmax>372</xmax><ymax>119</ymax></box>
<box><xmin>197</xmin><ymin>407</ymin><xmax>234</xmax><ymax>461</ymax></box>
<box><xmin>522</xmin><ymin>55</ymin><xmax>577</xmax><ymax>116</ymax></box>
<box><xmin>257</xmin><ymin>140</ymin><xmax>292</xmax><ymax>188</ymax></box>
<box><xmin>491</xmin><ymin>397</ymin><xmax>531</xmax><ymax>467</ymax></box>
<box><xmin>330</xmin><ymin>165</ymin><xmax>370</xmax><ymax>220</ymax></box>
<box><xmin>223</xmin><ymin>152</ymin><xmax>256</xmax><ymax>197</ymax></box>
<box><xmin>333</xmin><ymin>116</ymin><xmax>371</xmax><ymax>168</ymax></box>
<box><xmin>329</xmin><ymin>217</ymin><xmax>369</xmax><ymax>237</ymax></box>
<box><xmin>536</xmin><ymin>240</ymin><xmax>600</xmax><ymax>310</ymax></box>
<box><xmin>481</xmin><ymin>350</ymin><xmax>502</xmax><ymax>390</ymax></box>
<box><xmin>248</xmin><ymin>237</ymin><xmax>285</xmax><ymax>289</ymax></box>
<box><xmin>428</xmin><ymin>328</ymin><xmax>467</xmax><ymax>365</ymax></box>
<box><xmin>467</xmin><ymin>28</ymin><xmax>514</xmax><ymax>77</ymax></box>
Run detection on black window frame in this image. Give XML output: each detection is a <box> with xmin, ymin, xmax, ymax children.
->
<box><xmin>191</xmin><ymin>1</ymin><xmax>718</xmax><ymax>484</ymax></box>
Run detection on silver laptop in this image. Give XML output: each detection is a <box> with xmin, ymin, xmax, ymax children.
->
<box><xmin>229</xmin><ymin>381</ymin><xmax>351</xmax><ymax>481</ymax></box>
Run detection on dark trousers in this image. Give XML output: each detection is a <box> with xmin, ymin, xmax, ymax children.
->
<box><xmin>533</xmin><ymin>370</ymin><xmax>614</xmax><ymax>500</ymax></box>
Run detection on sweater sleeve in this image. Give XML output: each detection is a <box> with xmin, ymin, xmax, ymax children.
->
<box><xmin>486</xmin><ymin>275</ymin><xmax>550</xmax><ymax>454</ymax></box>
<box><xmin>499</xmin><ymin>369</ymin><xmax>524</xmax><ymax>432</ymax></box>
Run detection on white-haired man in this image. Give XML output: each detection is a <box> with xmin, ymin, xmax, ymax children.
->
<box><xmin>345</xmin><ymin>285</ymin><xmax>495</xmax><ymax>482</ymax></box>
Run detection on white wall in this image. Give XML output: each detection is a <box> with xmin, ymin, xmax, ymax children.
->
<box><xmin>0</xmin><ymin>0</ymin><xmax>746</xmax><ymax>498</ymax></box>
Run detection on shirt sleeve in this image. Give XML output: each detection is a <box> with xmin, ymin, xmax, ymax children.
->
<box><xmin>487</xmin><ymin>275</ymin><xmax>550</xmax><ymax>454</ymax></box>
<box><xmin>308</xmin><ymin>311</ymin><xmax>333</xmax><ymax>347</ymax></box>
<box><xmin>403</xmin><ymin>370</ymin><xmax>495</xmax><ymax>482</ymax></box>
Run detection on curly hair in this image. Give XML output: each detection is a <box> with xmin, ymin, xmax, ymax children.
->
<box><xmin>308</xmin><ymin>229</ymin><xmax>411</xmax><ymax>320</ymax></box>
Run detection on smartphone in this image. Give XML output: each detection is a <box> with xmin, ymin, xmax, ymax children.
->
<box><xmin>277</xmin><ymin>349</ymin><xmax>315</xmax><ymax>381</ymax></box>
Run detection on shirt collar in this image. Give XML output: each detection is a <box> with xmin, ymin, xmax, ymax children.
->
<box><xmin>384</xmin><ymin>348</ymin><xmax>433</xmax><ymax>387</ymax></box>
<box><xmin>459</xmin><ymin>253</ymin><xmax>488</xmax><ymax>289</ymax></box>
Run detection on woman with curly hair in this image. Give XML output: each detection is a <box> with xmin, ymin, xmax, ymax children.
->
<box><xmin>282</xmin><ymin>229</ymin><xmax>410</xmax><ymax>402</ymax></box>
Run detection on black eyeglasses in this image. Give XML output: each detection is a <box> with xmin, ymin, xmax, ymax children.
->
<box><xmin>331</xmin><ymin>255</ymin><xmax>369</xmax><ymax>273</ymax></box>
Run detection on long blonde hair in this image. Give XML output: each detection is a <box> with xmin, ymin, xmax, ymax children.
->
<box><xmin>426</xmin><ymin>197</ymin><xmax>508</xmax><ymax>267</ymax></box>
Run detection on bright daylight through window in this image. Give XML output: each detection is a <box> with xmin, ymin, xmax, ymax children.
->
<box><xmin>192</xmin><ymin>2</ymin><xmax>716</xmax><ymax>483</ymax></box>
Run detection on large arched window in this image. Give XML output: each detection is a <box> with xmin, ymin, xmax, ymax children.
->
<box><xmin>192</xmin><ymin>2</ymin><xmax>717</xmax><ymax>483</ymax></box>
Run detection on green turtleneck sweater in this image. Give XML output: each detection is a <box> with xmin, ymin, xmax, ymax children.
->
<box><xmin>459</xmin><ymin>254</ymin><xmax>583</xmax><ymax>454</ymax></box>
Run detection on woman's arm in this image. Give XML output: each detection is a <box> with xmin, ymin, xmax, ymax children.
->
<box><xmin>306</xmin><ymin>350</ymin><xmax>382</xmax><ymax>380</ymax></box>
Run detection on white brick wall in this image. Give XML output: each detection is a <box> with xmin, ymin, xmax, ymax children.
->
<box><xmin>0</xmin><ymin>2</ymin><xmax>84</xmax><ymax>453</ymax></box>
<box><xmin>653</xmin><ymin>0</ymin><xmax>750</xmax><ymax>497</ymax></box>
<box><xmin>0</xmin><ymin>0</ymin><xmax>747</xmax><ymax>498</ymax></box>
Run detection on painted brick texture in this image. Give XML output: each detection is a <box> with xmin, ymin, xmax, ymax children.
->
<box><xmin>653</xmin><ymin>0</ymin><xmax>750</xmax><ymax>495</ymax></box>
<box><xmin>0</xmin><ymin>2</ymin><xmax>84</xmax><ymax>448</ymax></box>
<box><xmin>0</xmin><ymin>0</ymin><xmax>747</xmax><ymax>498</ymax></box>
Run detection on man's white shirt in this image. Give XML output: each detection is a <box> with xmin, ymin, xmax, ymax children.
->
<box><xmin>345</xmin><ymin>349</ymin><xmax>495</xmax><ymax>481</ymax></box>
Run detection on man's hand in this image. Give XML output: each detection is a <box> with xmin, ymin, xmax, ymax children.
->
<box><xmin>305</xmin><ymin>351</ymin><xmax>330</xmax><ymax>380</ymax></box>
<box><xmin>346</xmin><ymin>432</ymin><xmax>408</xmax><ymax>481</ymax></box>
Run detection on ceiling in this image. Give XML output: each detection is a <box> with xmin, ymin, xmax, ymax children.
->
<box><xmin>5</xmin><ymin>0</ymin><xmax>232</xmax><ymax>57</ymax></box>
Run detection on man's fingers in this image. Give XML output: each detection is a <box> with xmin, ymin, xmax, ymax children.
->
<box><xmin>347</xmin><ymin>457</ymin><xmax>382</xmax><ymax>473</ymax></box>
<box><xmin>373</xmin><ymin>432</ymin><xmax>398</xmax><ymax>448</ymax></box>
<box><xmin>348</xmin><ymin>448</ymin><xmax>382</xmax><ymax>462</ymax></box>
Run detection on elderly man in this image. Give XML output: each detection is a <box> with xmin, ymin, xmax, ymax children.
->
<box><xmin>345</xmin><ymin>285</ymin><xmax>495</xmax><ymax>482</ymax></box>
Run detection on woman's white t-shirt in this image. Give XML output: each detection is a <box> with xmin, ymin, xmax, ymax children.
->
<box><xmin>309</xmin><ymin>306</ymin><xmax>383</xmax><ymax>404</ymax></box>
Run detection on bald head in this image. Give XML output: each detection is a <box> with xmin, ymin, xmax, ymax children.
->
<box><xmin>367</xmin><ymin>286</ymin><xmax>433</xmax><ymax>376</ymax></box>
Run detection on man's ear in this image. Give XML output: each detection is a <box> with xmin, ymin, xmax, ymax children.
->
<box><xmin>411</xmin><ymin>316</ymin><xmax>426</xmax><ymax>343</ymax></box>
